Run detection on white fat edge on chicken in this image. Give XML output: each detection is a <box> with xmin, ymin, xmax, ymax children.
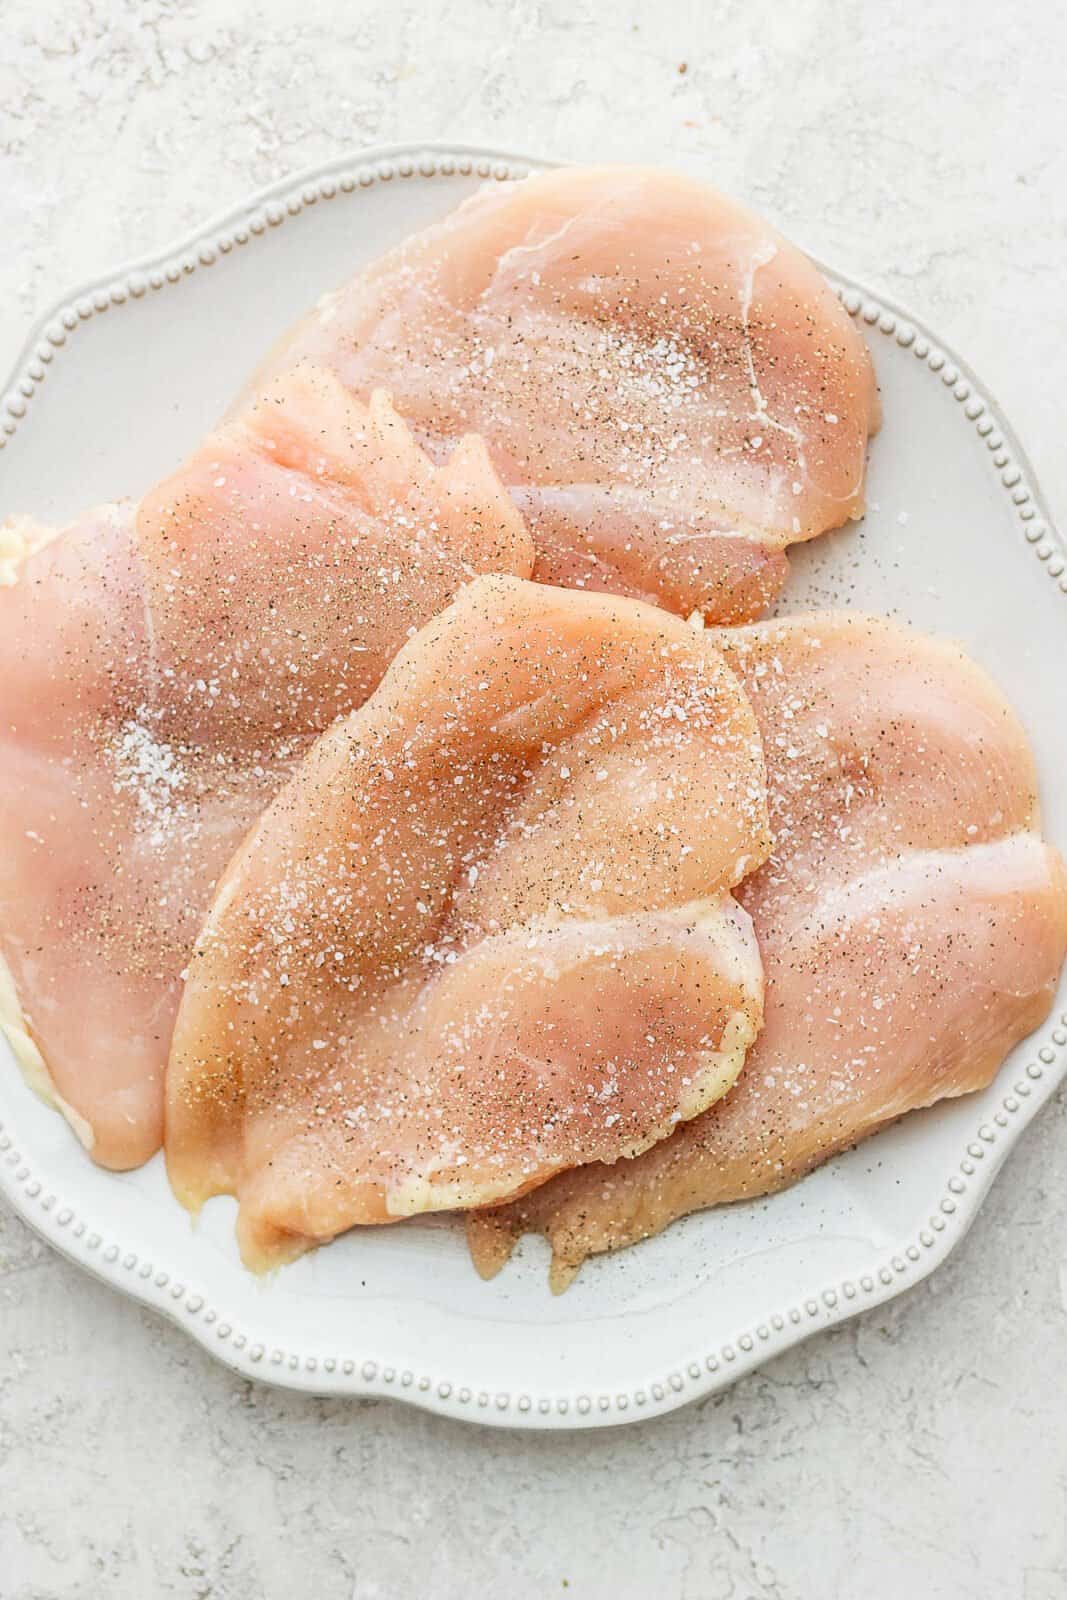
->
<box><xmin>0</xmin><ymin>502</ymin><xmax>131</xmax><ymax>586</ymax></box>
<box><xmin>0</xmin><ymin>952</ymin><xmax>95</xmax><ymax>1149</ymax></box>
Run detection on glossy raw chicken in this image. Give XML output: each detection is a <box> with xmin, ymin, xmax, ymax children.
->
<box><xmin>165</xmin><ymin>576</ymin><xmax>772</xmax><ymax>1269</ymax></box>
<box><xmin>468</xmin><ymin>614</ymin><xmax>1067</xmax><ymax>1289</ymax></box>
<box><xmin>253</xmin><ymin>166</ymin><xmax>879</xmax><ymax>623</ymax></box>
<box><xmin>0</xmin><ymin>373</ymin><xmax>532</xmax><ymax>1168</ymax></box>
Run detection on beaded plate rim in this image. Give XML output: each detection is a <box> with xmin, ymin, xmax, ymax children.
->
<box><xmin>1</xmin><ymin>141</ymin><xmax>1064</xmax><ymax>1430</ymax></box>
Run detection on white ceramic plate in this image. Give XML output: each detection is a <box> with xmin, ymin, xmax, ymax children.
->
<box><xmin>2</xmin><ymin>143</ymin><xmax>1065</xmax><ymax>1431</ymax></box>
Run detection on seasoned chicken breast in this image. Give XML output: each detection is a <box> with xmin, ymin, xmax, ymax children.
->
<box><xmin>165</xmin><ymin>577</ymin><xmax>772</xmax><ymax>1267</ymax></box>
<box><xmin>467</xmin><ymin>613</ymin><xmax>1067</xmax><ymax>1289</ymax></box>
<box><xmin>253</xmin><ymin>166</ymin><xmax>879</xmax><ymax>623</ymax></box>
<box><xmin>0</xmin><ymin>376</ymin><xmax>531</xmax><ymax>1168</ymax></box>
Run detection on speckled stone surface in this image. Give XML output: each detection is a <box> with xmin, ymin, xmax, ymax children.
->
<box><xmin>2</xmin><ymin>2</ymin><xmax>1066</xmax><ymax>1595</ymax></box>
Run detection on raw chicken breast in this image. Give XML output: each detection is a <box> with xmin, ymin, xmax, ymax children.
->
<box><xmin>253</xmin><ymin>166</ymin><xmax>879</xmax><ymax>623</ymax></box>
<box><xmin>0</xmin><ymin>374</ymin><xmax>531</xmax><ymax>1169</ymax></box>
<box><xmin>468</xmin><ymin>613</ymin><xmax>1067</xmax><ymax>1289</ymax></box>
<box><xmin>165</xmin><ymin>576</ymin><xmax>772</xmax><ymax>1269</ymax></box>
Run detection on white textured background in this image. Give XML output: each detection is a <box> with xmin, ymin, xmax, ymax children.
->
<box><xmin>2</xmin><ymin>3</ymin><xmax>1066</xmax><ymax>1596</ymax></box>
